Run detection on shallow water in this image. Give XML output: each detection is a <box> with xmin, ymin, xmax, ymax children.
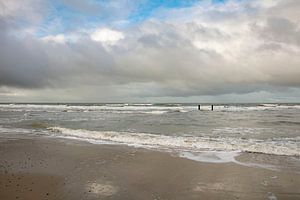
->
<box><xmin>0</xmin><ymin>103</ymin><xmax>299</xmax><ymax>158</ymax></box>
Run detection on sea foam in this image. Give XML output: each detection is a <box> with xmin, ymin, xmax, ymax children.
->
<box><xmin>1</xmin><ymin>103</ymin><xmax>300</xmax><ymax>113</ymax></box>
<box><xmin>47</xmin><ymin>127</ymin><xmax>300</xmax><ymax>156</ymax></box>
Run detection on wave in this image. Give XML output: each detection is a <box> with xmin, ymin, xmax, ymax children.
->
<box><xmin>201</xmin><ymin>105</ymin><xmax>300</xmax><ymax>112</ymax></box>
<box><xmin>259</xmin><ymin>104</ymin><xmax>278</xmax><ymax>107</ymax></box>
<box><xmin>1</xmin><ymin>103</ymin><xmax>300</xmax><ymax>113</ymax></box>
<box><xmin>275</xmin><ymin>121</ymin><xmax>300</xmax><ymax>125</ymax></box>
<box><xmin>0</xmin><ymin>104</ymin><xmax>187</xmax><ymax>114</ymax></box>
<box><xmin>47</xmin><ymin>127</ymin><xmax>300</xmax><ymax>156</ymax></box>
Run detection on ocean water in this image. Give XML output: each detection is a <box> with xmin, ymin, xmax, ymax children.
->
<box><xmin>0</xmin><ymin>103</ymin><xmax>300</xmax><ymax>163</ymax></box>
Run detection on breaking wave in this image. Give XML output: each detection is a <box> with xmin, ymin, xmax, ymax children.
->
<box><xmin>1</xmin><ymin>103</ymin><xmax>300</xmax><ymax>113</ymax></box>
<box><xmin>47</xmin><ymin>127</ymin><xmax>300</xmax><ymax>156</ymax></box>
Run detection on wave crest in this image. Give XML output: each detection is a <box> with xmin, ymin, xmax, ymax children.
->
<box><xmin>47</xmin><ymin>127</ymin><xmax>300</xmax><ymax>156</ymax></box>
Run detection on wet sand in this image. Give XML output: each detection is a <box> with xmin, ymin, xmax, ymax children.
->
<box><xmin>0</xmin><ymin>137</ymin><xmax>299</xmax><ymax>200</ymax></box>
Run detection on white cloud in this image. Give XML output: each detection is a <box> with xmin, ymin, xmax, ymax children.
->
<box><xmin>90</xmin><ymin>28</ymin><xmax>124</xmax><ymax>46</ymax></box>
<box><xmin>1</xmin><ymin>0</ymin><xmax>300</xmax><ymax>102</ymax></box>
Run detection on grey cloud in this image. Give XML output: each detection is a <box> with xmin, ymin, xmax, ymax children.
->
<box><xmin>259</xmin><ymin>17</ymin><xmax>300</xmax><ymax>46</ymax></box>
<box><xmin>0</xmin><ymin>0</ymin><xmax>49</xmax><ymax>24</ymax></box>
<box><xmin>1</xmin><ymin>0</ymin><xmax>300</xmax><ymax>101</ymax></box>
<box><xmin>60</xmin><ymin>0</ymin><xmax>102</xmax><ymax>14</ymax></box>
<box><xmin>0</xmin><ymin>27</ymin><xmax>50</xmax><ymax>88</ymax></box>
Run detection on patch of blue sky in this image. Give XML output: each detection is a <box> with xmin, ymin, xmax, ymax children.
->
<box><xmin>128</xmin><ymin>0</ymin><xmax>202</xmax><ymax>23</ymax></box>
<box><xmin>35</xmin><ymin>0</ymin><xmax>228</xmax><ymax>37</ymax></box>
<box><xmin>130</xmin><ymin>0</ymin><xmax>227</xmax><ymax>22</ymax></box>
<box><xmin>36</xmin><ymin>0</ymin><xmax>108</xmax><ymax>37</ymax></box>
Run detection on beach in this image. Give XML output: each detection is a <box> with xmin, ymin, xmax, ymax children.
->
<box><xmin>1</xmin><ymin>0</ymin><xmax>300</xmax><ymax>198</ymax></box>
<box><xmin>1</xmin><ymin>136</ymin><xmax>299</xmax><ymax>200</ymax></box>
<box><xmin>1</xmin><ymin>103</ymin><xmax>300</xmax><ymax>199</ymax></box>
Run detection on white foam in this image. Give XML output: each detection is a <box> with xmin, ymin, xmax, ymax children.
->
<box><xmin>1</xmin><ymin>103</ymin><xmax>300</xmax><ymax>113</ymax></box>
<box><xmin>200</xmin><ymin>104</ymin><xmax>300</xmax><ymax>112</ymax></box>
<box><xmin>212</xmin><ymin>127</ymin><xmax>271</xmax><ymax>136</ymax></box>
<box><xmin>47</xmin><ymin>127</ymin><xmax>300</xmax><ymax>156</ymax></box>
<box><xmin>179</xmin><ymin>151</ymin><xmax>240</xmax><ymax>163</ymax></box>
<box><xmin>0</xmin><ymin>104</ymin><xmax>188</xmax><ymax>114</ymax></box>
<box><xmin>144</xmin><ymin>110</ymin><xmax>169</xmax><ymax>114</ymax></box>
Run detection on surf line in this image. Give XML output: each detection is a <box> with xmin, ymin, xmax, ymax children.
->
<box><xmin>198</xmin><ymin>105</ymin><xmax>214</xmax><ymax>111</ymax></box>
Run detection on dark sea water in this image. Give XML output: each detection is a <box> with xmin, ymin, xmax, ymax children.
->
<box><xmin>0</xmin><ymin>103</ymin><xmax>300</xmax><ymax>164</ymax></box>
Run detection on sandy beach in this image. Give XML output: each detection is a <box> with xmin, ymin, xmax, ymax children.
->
<box><xmin>1</xmin><ymin>0</ymin><xmax>300</xmax><ymax>199</ymax></box>
<box><xmin>0</xmin><ymin>137</ymin><xmax>299</xmax><ymax>200</ymax></box>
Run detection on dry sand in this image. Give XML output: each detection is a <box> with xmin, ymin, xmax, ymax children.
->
<box><xmin>0</xmin><ymin>137</ymin><xmax>299</xmax><ymax>200</ymax></box>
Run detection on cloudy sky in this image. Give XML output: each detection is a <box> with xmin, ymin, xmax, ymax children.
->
<box><xmin>0</xmin><ymin>0</ymin><xmax>300</xmax><ymax>103</ymax></box>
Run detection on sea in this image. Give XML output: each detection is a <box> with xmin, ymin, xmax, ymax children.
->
<box><xmin>0</xmin><ymin>103</ymin><xmax>299</xmax><ymax>168</ymax></box>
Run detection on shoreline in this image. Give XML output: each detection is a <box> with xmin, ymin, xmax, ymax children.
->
<box><xmin>1</xmin><ymin>136</ymin><xmax>300</xmax><ymax>200</ymax></box>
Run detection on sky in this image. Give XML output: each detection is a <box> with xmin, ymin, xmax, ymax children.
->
<box><xmin>0</xmin><ymin>0</ymin><xmax>300</xmax><ymax>103</ymax></box>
